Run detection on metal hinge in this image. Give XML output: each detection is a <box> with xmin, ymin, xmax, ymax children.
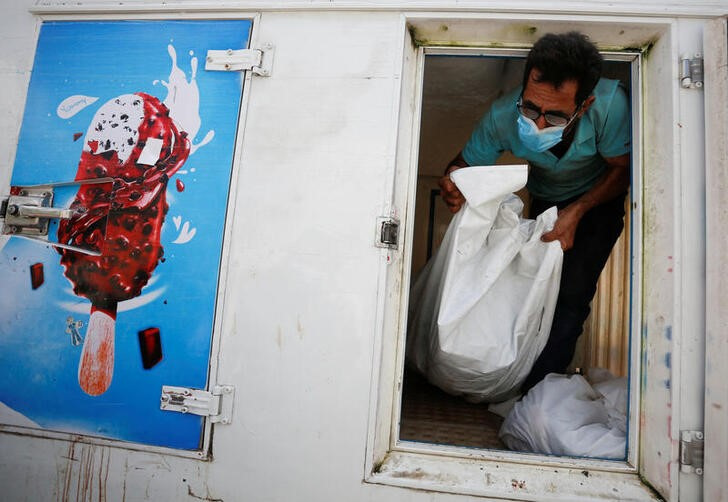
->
<box><xmin>375</xmin><ymin>216</ymin><xmax>399</xmax><ymax>249</ymax></box>
<box><xmin>679</xmin><ymin>430</ymin><xmax>704</xmax><ymax>475</ymax></box>
<box><xmin>680</xmin><ymin>53</ymin><xmax>704</xmax><ymax>89</ymax></box>
<box><xmin>160</xmin><ymin>384</ymin><xmax>235</xmax><ymax>424</ymax></box>
<box><xmin>205</xmin><ymin>44</ymin><xmax>275</xmax><ymax>76</ymax></box>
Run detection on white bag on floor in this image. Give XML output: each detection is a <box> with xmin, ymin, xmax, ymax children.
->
<box><xmin>498</xmin><ymin>372</ymin><xmax>628</xmax><ymax>459</ymax></box>
<box><xmin>406</xmin><ymin>165</ymin><xmax>563</xmax><ymax>403</ymax></box>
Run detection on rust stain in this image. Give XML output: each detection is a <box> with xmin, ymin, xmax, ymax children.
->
<box><xmin>187</xmin><ymin>484</ymin><xmax>224</xmax><ymax>502</ymax></box>
<box><xmin>511</xmin><ymin>479</ymin><xmax>526</xmax><ymax>489</ymax></box>
<box><xmin>389</xmin><ymin>467</ymin><xmax>427</xmax><ymax>480</ymax></box>
<box><xmin>276</xmin><ymin>326</ymin><xmax>283</xmax><ymax>350</ymax></box>
<box><xmin>59</xmin><ymin>442</ymin><xmax>110</xmax><ymax>502</ymax></box>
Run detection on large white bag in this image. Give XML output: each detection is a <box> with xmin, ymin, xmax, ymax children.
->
<box><xmin>498</xmin><ymin>371</ymin><xmax>628</xmax><ymax>459</ymax></box>
<box><xmin>406</xmin><ymin>165</ymin><xmax>563</xmax><ymax>402</ymax></box>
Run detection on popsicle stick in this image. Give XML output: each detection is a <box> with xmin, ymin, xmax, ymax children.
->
<box><xmin>78</xmin><ymin>307</ymin><xmax>116</xmax><ymax>396</ymax></box>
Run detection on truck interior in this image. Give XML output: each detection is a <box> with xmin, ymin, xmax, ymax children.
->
<box><xmin>399</xmin><ymin>52</ymin><xmax>634</xmax><ymax>453</ymax></box>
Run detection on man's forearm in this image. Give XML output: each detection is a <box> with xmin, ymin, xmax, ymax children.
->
<box><xmin>567</xmin><ymin>153</ymin><xmax>630</xmax><ymax>217</ymax></box>
<box><xmin>444</xmin><ymin>151</ymin><xmax>470</xmax><ymax>175</ymax></box>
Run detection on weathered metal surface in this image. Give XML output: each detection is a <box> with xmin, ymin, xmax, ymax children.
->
<box><xmin>703</xmin><ymin>15</ymin><xmax>728</xmax><ymax>502</ymax></box>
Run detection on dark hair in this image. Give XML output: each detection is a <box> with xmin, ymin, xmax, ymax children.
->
<box><xmin>522</xmin><ymin>31</ymin><xmax>603</xmax><ymax>105</ymax></box>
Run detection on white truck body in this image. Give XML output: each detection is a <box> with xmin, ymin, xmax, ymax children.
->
<box><xmin>0</xmin><ymin>1</ymin><xmax>726</xmax><ymax>501</ymax></box>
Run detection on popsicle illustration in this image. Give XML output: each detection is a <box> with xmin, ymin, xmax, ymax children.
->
<box><xmin>57</xmin><ymin>93</ymin><xmax>190</xmax><ymax>395</ymax></box>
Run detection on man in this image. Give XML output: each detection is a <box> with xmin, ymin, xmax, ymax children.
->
<box><xmin>438</xmin><ymin>31</ymin><xmax>631</xmax><ymax>392</ymax></box>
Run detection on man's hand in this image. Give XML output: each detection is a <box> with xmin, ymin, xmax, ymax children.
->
<box><xmin>541</xmin><ymin>153</ymin><xmax>630</xmax><ymax>251</ymax></box>
<box><xmin>540</xmin><ymin>203</ymin><xmax>585</xmax><ymax>251</ymax></box>
<box><xmin>439</xmin><ymin>153</ymin><xmax>470</xmax><ymax>214</ymax></box>
<box><xmin>438</xmin><ymin>169</ymin><xmax>466</xmax><ymax>214</ymax></box>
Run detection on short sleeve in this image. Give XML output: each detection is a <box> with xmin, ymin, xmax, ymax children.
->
<box><xmin>597</xmin><ymin>84</ymin><xmax>631</xmax><ymax>158</ymax></box>
<box><xmin>462</xmin><ymin>108</ymin><xmax>504</xmax><ymax>166</ymax></box>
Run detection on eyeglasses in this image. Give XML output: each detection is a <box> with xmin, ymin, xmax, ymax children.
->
<box><xmin>516</xmin><ymin>98</ymin><xmax>581</xmax><ymax>128</ymax></box>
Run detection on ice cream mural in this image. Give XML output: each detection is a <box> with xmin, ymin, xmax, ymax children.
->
<box><xmin>0</xmin><ymin>20</ymin><xmax>250</xmax><ymax>449</ymax></box>
<box><xmin>58</xmin><ymin>90</ymin><xmax>191</xmax><ymax>395</ymax></box>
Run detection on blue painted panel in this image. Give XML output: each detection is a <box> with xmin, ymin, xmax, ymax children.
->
<box><xmin>0</xmin><ymin>20</ymin><xmax>251</xmax><ymax>450</ymax></box>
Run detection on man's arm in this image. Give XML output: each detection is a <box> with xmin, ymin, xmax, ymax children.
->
<box><xmin>540</xmin><ymin>153</ymin><xmax>630</xmax><ymax>250</ymax></box>
<box><xmin>438</xmin><ymin>151</ymin><xmax>470</xmax><ymax>213</ymax></box>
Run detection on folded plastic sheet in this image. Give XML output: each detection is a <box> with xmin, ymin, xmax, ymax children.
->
<box><xmin>406</xmin><ymin>165</ymin><xmax>563</xmax><ymax>402</ymax></box>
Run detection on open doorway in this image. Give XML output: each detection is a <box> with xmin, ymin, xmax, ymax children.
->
<box><xmin>398</xmin><ymin>51</ymin><xmax>634</xmax><ymax>454</ymax></box>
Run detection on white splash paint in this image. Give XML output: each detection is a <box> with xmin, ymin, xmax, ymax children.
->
<box><xmin>59</xmin><ymin>275</ymin><xmax>164</xmax><ymax>313</ymax></box>
<box><xmin>157</xmin><ymin>44</ymin><xmax>214</xmax><ymax>155</ymax></box>
<box><xmin>172</xmin><ymin>221</ymin><xmax>196</xmax><ymax>244</ymax></box>
<box><xmin>56</xmin><ymin>95</ymin><xmax>99</xmax><ymax>119</ymax></box>
<box><xmin>172</xmin><ymin>215</ymin><xmax>182</xmax><ymax>230</ymax></box>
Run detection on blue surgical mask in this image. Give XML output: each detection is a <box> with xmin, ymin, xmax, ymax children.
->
<box><xmin>517</xmin><ymin>114</ymin><xmax>565</xmax><ymax>153</ymax></box>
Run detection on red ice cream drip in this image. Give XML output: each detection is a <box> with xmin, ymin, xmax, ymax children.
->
<box><xmin>58</xmin><ymin>93</ymin><xmax>190</xmax><ymax>311</ymax></box>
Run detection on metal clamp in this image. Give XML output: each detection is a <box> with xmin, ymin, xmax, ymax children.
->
<box><xmin>1</xmin><ymin>177</ymin><xmax>113</xmax><ymax>256</ymax></box>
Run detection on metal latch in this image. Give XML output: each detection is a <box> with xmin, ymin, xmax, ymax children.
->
<box><xmin>1</xmin><ymin>178</ymin><xmax>112</xmax><ymax>256</ymax></box>
<box><xmin>160</xmin><ymin>385</ymin><xmax>235</xmax><ymax>424</ymax></box>
<box><xmin>679</xmin><ymin>430</ymin><xmax>704</xmax><ymax>475</ymax></box>
<box><xmin>205</xmin><ymin>44</ymin><xmax>275</xmax><ymax>76</ymax></box>
<box><xmin>375</xmin><ymin>217</ymin><xmax>399</xmax><ymax>249</ymax></box>
<box><xmin>680</xmin><ymin>53</ymin><xmax>704</xmax><ymax>89</ymax></box>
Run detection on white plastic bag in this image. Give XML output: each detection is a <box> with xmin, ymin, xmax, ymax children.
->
<box><xmin>498</xmin><ymin>371</ymin><xmax>628</xmax><ymax>459</ymax></box>
<box><xmin>406</xmin><ymin>165</ymin><xmax>563</xmax><ymax>402</ymax></box>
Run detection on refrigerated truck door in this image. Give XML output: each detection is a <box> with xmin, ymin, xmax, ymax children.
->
<box><xmin>0</xmin><ymin>19</ymin><xmax>250</xmax><ymax>453</ymax></box>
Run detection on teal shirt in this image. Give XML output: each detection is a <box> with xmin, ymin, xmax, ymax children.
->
<box><xmin>462</xmin><ymin>78</ymin><xmax>631</xmax><ymax>202</ymax></box>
